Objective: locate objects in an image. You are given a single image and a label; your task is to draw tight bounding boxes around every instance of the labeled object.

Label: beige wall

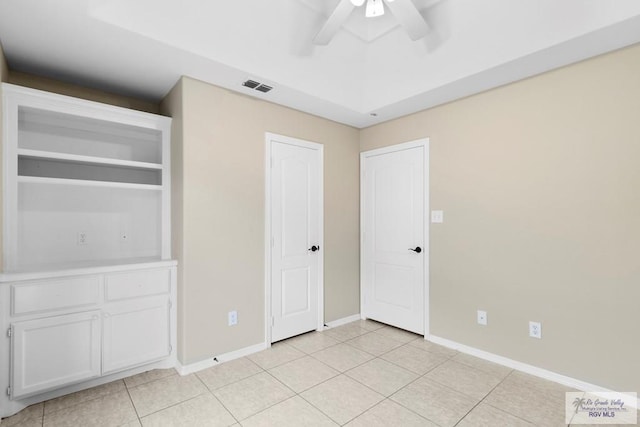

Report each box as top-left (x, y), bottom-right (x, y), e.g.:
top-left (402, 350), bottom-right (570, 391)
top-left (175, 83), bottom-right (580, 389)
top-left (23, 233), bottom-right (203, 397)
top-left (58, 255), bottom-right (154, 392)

top-left (160, 79), bottom-right (187, 362)
top-left (360, 43), bottom-right (640, 393)
top-left (162, 77), bottom-right (360, 364)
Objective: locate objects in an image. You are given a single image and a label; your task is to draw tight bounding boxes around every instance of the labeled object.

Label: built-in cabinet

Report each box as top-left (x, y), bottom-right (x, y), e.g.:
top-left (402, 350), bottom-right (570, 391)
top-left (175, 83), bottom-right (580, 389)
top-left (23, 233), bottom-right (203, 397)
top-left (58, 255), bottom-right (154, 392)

top-left (5, 265), bottom-right (175, 402)
top-left (0, 84), bottom-right (176, 418)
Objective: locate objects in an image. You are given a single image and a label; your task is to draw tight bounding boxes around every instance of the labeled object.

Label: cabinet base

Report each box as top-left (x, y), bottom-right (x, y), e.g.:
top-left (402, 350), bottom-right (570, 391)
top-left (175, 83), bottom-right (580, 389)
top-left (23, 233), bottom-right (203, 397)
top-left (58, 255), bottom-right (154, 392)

top-left (0, 356), bottom-right (176, 419)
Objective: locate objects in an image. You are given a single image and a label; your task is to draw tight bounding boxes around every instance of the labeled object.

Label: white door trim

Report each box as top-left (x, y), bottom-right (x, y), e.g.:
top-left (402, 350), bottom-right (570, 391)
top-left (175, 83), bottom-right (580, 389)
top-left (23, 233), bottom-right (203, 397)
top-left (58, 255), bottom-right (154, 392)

top-left (360, 138), bottom-right (430, 336)
top-left (264, 132), bottom-right (324, 347)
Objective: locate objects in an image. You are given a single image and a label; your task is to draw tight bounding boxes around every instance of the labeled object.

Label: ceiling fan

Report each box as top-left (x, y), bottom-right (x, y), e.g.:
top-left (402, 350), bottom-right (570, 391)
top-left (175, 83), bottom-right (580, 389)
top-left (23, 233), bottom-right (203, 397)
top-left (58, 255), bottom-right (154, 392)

top-left (314, 0), bottom-right (429, 45)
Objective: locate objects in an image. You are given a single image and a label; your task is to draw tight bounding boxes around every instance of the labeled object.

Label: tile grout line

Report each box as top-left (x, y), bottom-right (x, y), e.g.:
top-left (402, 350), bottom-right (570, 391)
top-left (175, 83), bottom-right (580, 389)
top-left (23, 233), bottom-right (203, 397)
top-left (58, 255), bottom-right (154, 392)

top-left (307, 345), bottom-right (375, 373)
top-left (264, 334), bottom-right (392, 425)
top-left (210, 391), bottom-right (241, 426)
top-left (195, 359), bottom-right (313, 424)
top-left (123, 380), bottom-right (143, 425)
top-left (381, 357), bottom-right (453, 425)
top-left (225, 370), bottom-right (300, 423)
top-left (378, 339), bottom-right (503, 424)
top-left (247, 343), bottom-right (308, 370)
top-left (420, 358), bottom-right (507, 398)
top-left (192, 367), bottom-right (242, 425)
top-left (374, 343), bottom-right (452, 376)
top-left (566, 390), bottom-right (586, 427)
top-left (195, 358), bottom-right (265, 394)
top-left (295, 386), bottom-right (345, 425)
top-left (41, 379), bottom-right (127, 418)
top-left (339, 332), bottom-right (404, 357)
top-left (334, 360), bottom-right (424, 425)
top-left (130, 370), bottom-right (231, 422)
top-left (298, 339), bottom-right (438, 426)
top-left (451, 369), bottom-right (527, 427)
top-left (481, 371), bottom-right (578, 426)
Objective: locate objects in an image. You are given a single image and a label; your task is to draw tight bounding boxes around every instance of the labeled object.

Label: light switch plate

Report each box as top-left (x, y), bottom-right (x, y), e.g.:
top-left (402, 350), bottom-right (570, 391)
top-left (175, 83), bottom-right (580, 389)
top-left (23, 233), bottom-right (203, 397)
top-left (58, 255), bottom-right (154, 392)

top-left (431, 210), bottom-right (444, 223)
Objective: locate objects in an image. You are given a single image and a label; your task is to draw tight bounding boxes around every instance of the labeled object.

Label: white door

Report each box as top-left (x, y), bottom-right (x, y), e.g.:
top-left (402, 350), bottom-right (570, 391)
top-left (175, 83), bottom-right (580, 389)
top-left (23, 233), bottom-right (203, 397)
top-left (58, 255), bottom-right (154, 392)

top-left (268, 134), bottom-right (323, 343)
top-left (11, 311), bottom-right (101, 398)
top-left (103, 295), bottom-right (171, 374)
top-left (361, 140), bottom-right (428, 335)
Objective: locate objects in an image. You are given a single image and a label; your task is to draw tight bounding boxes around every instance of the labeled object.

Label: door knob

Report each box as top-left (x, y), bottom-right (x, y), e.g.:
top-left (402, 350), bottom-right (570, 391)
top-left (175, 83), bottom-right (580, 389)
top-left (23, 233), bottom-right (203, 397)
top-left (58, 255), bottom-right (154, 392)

top-left (409, 246), bottom-right (422, 253)
top-left (309, 245), bottom-right (320, 252)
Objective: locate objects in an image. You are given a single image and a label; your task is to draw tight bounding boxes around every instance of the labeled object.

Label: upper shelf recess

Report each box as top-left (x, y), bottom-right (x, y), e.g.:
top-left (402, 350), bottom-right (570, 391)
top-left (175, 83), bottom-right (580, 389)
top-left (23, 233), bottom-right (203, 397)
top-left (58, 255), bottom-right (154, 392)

top-left (17, 176), bottom-right (163, 191)
top-left (17, 149), bottom-right (163, 170)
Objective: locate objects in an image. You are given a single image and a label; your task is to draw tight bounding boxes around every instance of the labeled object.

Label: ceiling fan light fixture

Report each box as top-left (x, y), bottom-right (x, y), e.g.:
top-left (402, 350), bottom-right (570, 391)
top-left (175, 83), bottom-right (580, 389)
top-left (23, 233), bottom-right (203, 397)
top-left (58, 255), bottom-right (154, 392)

top-left (350, 0), bottom-right (366, 6)
top-left (365, 0), bottom-right (384, 17)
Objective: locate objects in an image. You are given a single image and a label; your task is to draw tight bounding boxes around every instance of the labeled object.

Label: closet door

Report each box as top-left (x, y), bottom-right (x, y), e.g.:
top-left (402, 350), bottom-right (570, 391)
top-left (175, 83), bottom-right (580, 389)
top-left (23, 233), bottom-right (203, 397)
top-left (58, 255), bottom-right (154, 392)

top-left (361, 141), bottom-right (428, 335)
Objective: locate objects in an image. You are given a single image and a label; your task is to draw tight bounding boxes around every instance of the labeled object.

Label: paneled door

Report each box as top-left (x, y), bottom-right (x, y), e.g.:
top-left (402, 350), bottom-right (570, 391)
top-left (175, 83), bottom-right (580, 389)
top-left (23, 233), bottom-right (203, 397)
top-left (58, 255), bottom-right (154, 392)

top-left (102, 295), bottom-right (171, 374)
top-left (11, 311), bottom-right (101, 398)
top-left (361, 140), bottom-right (428, 335)
top-left (268, 134), bottom-right (323, 343)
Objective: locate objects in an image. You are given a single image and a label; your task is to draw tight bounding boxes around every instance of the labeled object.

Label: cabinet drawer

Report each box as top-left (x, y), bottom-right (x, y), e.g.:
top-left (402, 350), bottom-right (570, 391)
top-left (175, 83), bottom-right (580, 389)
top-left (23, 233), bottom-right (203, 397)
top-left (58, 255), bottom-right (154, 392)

top-left (105, 269), bottom-right (170, 301)
top-left (12, 276), bottom-right (101, 316)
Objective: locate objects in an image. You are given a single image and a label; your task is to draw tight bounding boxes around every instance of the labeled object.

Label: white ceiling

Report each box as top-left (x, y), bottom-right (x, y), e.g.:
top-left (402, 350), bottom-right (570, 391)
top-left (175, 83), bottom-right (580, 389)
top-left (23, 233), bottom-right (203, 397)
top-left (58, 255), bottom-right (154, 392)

top-left (1, 0), bottom-right (640, 128)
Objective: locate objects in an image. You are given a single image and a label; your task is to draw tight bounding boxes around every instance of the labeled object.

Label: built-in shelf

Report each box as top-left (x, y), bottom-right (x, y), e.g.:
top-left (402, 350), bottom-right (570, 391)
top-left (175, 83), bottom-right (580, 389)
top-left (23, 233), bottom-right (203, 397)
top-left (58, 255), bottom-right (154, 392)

top-left (18, 105), bottom-right (163, 164)
top-left (17, 175), bottom-right (164, 191)
top-left (18, 154), bottom-right (162, 185)
top-left (17, 149), bottom-right (163, 170)
top-left (3, 83), bottom-right (172, 273)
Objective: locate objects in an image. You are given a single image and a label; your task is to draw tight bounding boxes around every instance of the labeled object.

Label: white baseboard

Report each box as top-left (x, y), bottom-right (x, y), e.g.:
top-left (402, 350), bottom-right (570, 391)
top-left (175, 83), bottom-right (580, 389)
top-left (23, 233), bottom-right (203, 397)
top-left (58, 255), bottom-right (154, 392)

top-left (427, 334), bottom-right (639, 409)
top-left (324, 314), bottom-right (361, 329)
top-left (176, 341), bottom-right (268, 376)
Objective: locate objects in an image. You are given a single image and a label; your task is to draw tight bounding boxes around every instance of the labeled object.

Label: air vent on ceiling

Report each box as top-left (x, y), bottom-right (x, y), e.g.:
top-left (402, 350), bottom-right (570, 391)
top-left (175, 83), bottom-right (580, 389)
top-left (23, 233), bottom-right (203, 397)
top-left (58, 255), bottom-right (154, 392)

top-left (242, 80), bottom-right (260, 89)
top-left (242, 79), bottom-right (273, 94)
top-left (255, 84), bottom-right (273, 93)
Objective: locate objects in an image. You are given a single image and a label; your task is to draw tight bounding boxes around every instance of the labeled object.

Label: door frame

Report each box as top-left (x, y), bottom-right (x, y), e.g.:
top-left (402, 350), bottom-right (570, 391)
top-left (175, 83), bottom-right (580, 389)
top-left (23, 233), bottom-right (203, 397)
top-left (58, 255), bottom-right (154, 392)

top-left (360, 138), bottom-right (430, 336)
top-left (264, 132), bottom-right (324, 347)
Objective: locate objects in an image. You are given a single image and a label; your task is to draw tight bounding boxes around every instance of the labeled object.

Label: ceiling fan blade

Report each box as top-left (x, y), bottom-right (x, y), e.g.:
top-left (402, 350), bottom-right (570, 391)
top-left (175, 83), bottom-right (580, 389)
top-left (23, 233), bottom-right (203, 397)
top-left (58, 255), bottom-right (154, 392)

top-left (313, 0), bottom-right (356, 46)
top-left (384, 0), bottom-right (429, 41)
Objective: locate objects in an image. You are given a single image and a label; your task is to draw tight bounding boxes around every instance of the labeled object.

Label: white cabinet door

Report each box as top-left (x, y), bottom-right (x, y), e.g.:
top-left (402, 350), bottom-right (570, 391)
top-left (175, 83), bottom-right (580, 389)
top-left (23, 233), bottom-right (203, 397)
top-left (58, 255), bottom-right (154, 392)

top-left (102, 296), bottom-right (171, 374)
top-left (11, 311), bottom-right (101, 398)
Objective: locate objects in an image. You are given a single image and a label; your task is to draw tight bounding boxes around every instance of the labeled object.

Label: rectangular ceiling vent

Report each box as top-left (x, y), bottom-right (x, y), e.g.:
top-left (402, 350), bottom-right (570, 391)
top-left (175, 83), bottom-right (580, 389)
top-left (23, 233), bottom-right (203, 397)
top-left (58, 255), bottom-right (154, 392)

top-left (255, 84), bottom-right (273, 93)
top-left (242, 80), bottom-right (260, 89)
top-left (242, 80), bottom-right (273, 93)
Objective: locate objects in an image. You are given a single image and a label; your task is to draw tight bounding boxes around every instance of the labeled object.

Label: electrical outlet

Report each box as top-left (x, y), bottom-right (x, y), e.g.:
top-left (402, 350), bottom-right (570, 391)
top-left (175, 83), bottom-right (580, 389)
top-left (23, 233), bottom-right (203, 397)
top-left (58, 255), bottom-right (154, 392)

top-left (77, 232), bottom-right (87, 245)
top-left (529, 321), bottom-right (542, 339)
top-left (477, 310), bottom-right (487, 326)
top-left (431, 210), bottom-right (444, 223)
top-left (228, 310), bottom-right (238, 326)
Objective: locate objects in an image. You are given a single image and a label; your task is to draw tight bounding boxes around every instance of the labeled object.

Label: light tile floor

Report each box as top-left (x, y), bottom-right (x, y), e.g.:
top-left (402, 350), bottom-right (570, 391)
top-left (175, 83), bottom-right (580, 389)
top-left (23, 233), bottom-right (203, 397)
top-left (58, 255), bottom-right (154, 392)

top-left (2, 319), bottom-right (638, 426)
